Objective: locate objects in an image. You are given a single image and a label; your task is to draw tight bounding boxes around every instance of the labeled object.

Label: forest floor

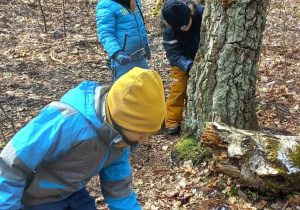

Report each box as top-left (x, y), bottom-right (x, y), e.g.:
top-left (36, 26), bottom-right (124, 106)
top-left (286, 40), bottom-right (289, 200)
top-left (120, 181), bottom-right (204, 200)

top-left (0, 0), bottom-right (299, 209)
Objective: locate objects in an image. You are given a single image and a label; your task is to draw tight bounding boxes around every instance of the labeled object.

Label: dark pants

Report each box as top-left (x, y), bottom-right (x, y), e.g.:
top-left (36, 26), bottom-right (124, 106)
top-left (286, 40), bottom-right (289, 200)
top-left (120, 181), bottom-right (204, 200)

top-left (23, 188), bottom-right (96, 210)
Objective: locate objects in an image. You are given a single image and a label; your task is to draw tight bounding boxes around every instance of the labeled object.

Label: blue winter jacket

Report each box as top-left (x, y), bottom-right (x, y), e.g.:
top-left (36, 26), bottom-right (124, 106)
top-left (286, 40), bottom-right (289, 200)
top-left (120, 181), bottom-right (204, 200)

top-left (162, 6), bottom-right (205, 72)
top-left (0, 81), bottom-right (141, 210)
top-left (96, 0), bottom-right (149, 80)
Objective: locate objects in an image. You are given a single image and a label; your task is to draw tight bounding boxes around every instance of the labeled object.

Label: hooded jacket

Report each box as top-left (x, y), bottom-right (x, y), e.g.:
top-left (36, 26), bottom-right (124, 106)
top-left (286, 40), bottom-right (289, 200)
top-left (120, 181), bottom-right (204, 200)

top-left (96, 0), bottom-right (149, 80)
top-left (162, 5), bottom-right (205, 72)
top-left (0, 81), bottom-right (141, 210)
top-left (96, 0), bottom-right (149, 59)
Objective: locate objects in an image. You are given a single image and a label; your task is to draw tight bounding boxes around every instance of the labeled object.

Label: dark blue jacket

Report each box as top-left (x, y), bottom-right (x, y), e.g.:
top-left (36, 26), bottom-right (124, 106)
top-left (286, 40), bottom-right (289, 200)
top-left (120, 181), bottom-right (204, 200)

top-left (162, 6), bottom-right (204, 72)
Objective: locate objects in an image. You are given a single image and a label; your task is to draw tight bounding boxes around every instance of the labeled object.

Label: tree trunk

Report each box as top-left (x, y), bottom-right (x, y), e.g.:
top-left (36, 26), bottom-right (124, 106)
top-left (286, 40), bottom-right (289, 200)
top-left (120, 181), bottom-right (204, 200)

top-left (197, 0), bottom-right (205, 5)
top-left (201, 122), bottom-right (300, 195)
top-left (151, 0), bottom-right (206, 16)
top-left (184, 0), bottom-right (269, 139)
top-left (151, 0), bottom-right (166, 16)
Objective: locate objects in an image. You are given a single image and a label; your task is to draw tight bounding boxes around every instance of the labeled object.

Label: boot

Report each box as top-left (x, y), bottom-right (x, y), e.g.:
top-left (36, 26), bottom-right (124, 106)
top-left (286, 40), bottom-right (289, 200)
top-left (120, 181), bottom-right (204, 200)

top-left (166, 126), bottom-right (181, 135)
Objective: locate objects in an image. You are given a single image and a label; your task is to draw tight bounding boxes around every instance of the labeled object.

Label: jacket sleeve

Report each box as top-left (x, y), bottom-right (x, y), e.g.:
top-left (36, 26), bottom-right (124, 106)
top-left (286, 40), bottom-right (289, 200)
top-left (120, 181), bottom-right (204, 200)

top-left (96, 3), bottom-right (122, 57)
top-left (0, 105), bottom-right (84, 209)
top-left (100, 147), bottom-right (141, 210)
top-left (162, 27), bottom-right (193, 72)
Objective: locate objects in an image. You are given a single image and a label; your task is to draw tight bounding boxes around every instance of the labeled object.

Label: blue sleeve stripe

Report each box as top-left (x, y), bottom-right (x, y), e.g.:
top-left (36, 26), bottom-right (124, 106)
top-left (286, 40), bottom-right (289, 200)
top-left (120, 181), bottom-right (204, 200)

top-left (100, 148), bottom-right (131, 181)
top-left (92, 151), bottom-right (110, 177)
top-left (39, 180), bottom-right (69, 189)
top-left (0, 177), bottom-right (25, 209)
top-left (104, 192), bottom-right (141, 210)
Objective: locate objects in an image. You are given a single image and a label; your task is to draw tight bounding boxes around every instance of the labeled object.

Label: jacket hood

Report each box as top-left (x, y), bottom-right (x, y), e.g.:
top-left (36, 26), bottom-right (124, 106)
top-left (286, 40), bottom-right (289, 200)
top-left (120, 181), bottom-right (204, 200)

top-left (60, 81), bottom-right (104, 129)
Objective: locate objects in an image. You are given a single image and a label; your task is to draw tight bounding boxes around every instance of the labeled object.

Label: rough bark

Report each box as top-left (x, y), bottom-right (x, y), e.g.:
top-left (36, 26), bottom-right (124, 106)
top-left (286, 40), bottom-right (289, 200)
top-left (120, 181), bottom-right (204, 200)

top-left (185, 0), bottom-right (269, 139)
top-left (201, 122), bottom-right (300, 195)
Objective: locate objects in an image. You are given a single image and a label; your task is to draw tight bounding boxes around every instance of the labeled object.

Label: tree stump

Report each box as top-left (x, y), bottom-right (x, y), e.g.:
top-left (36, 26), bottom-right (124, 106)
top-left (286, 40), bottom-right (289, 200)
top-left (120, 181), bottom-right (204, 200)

top-left (201, 122), bottom-right (300, 195)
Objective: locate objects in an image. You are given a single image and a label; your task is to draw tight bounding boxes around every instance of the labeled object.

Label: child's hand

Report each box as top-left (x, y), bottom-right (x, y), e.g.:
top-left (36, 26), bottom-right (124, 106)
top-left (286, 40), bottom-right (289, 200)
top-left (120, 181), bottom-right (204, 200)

top-left (114, 51), bottom-right (133, 65)
top-left (182, 59), bottom-right (193, 73)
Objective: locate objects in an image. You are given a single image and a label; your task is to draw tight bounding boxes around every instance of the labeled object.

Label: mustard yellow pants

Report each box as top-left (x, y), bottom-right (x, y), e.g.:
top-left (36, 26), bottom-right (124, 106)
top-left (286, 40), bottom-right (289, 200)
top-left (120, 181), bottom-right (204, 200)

top-left (165, 66), bottom-right (189, 128)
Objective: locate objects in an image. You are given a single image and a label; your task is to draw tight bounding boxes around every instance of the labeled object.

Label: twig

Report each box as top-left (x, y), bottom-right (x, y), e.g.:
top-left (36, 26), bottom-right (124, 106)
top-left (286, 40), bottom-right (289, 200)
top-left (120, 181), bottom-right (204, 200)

top-left (0, 103), bottom-right (16, 143)
top-left (50, 51), bottom-right (67, 66)
top-left (0, 121), bottom-right (7, 143)
top-left (49, 51), bottom-right (79, 76)
top-left (62, 0), bottom-right (66, 37)
top-left (37, 0), bottom-right (47, 33)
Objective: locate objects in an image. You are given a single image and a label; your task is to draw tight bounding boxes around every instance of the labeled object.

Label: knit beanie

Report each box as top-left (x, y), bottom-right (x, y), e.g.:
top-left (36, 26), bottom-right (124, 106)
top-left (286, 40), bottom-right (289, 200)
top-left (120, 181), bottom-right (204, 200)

top-left (162, 0), bottom-right (191, 30)
top-left (106, 67), bottom-right (166, 133)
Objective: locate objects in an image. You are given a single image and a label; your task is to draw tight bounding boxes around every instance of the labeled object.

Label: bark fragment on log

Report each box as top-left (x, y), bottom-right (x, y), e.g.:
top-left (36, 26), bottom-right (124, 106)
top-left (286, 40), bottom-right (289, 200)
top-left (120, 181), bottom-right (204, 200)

top-left (201, 122), bottom-right (300, 195)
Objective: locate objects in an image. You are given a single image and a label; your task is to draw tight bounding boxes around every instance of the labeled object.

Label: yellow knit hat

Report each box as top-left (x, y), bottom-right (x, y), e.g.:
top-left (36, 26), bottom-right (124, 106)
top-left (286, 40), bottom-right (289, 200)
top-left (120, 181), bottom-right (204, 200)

top-left (106, 67), bottom-right (166, 133)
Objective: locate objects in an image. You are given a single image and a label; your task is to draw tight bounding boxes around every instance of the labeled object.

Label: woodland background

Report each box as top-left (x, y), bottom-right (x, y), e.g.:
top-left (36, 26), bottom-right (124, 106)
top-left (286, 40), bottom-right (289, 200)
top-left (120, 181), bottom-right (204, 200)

top-left (0, 0), bottom-right (299, 209)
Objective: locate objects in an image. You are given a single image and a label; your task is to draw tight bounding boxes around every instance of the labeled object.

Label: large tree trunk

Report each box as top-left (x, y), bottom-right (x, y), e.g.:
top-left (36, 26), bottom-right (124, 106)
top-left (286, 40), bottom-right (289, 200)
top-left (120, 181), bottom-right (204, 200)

top-left (201, 122), bottom-right (300, 195)
top-left (184, 0), bottom-right (269, 139)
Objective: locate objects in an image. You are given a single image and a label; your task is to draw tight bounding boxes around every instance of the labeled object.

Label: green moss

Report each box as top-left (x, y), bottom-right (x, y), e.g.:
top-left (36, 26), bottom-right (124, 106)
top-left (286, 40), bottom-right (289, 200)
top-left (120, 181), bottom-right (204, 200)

top-left (289, 146), bottom-right (300, 168)
top-left (265, 138), bottom-right (280, 162)
top-left (172, 138), bottom-right (212, 164)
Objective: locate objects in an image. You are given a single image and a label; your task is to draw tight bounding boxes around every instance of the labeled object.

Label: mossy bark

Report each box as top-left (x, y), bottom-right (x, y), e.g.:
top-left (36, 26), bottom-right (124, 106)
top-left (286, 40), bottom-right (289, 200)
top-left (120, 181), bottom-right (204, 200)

top-left (201, 123), bottom-right (300, 195)
top-left (151, 0), bottom-right (206, 16)
top-left (184, 0), bottom-right (269, 140)
top-left (151, 0), bottom-right (166, 16)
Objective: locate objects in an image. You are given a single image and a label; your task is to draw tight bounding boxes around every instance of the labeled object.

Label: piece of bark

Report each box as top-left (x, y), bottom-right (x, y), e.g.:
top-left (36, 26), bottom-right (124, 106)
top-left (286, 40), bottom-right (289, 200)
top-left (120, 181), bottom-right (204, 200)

top-left (201, 122), bottom-right (300, 195)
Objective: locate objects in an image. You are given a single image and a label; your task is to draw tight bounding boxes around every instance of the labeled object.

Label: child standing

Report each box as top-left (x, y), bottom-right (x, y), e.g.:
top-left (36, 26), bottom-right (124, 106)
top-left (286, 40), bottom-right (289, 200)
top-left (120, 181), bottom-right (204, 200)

top-left (161, 0), bottom-right (204, 135)
top-left (96, 0), bottom-right (151, 81)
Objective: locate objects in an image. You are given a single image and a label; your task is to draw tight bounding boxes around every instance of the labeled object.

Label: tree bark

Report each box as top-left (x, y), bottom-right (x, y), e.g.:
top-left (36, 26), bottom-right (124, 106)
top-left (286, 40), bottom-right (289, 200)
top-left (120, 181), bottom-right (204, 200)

top-left (201, 122), bottom-right (300, 195)
top-left (151, 0), bottom-right (206, 16)
top-left (184, 0), bottom-right (269, 139)
top-left (151, 0), bottom-right (166, 16)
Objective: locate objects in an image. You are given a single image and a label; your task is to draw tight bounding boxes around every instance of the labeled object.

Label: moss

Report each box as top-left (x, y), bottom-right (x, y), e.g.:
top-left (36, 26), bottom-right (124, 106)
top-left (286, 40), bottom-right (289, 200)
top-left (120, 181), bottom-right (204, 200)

top-left (172, 138), bottom-right (212, 164)
top-left (289, 146), bottom-right (300, 168)
top-left (265, 138), bottom-right (280, 162)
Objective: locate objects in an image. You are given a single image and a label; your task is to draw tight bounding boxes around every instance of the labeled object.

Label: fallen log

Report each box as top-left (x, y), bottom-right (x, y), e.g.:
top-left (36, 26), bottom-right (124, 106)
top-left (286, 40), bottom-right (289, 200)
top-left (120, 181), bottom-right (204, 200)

top-left (201, 122), bottom-right (300, 195)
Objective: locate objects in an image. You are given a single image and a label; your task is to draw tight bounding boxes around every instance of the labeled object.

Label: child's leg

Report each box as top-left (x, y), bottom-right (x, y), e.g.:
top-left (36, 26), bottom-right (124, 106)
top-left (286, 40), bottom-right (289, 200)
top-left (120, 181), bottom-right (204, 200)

top-left (22, 188), bottom-right (96, 210)
top-left (22, 199), bottom-right (69, 210)
top-left (165, 66), bottom-right (188, 129)
top-left (68, 187), bottom-right (96, 210)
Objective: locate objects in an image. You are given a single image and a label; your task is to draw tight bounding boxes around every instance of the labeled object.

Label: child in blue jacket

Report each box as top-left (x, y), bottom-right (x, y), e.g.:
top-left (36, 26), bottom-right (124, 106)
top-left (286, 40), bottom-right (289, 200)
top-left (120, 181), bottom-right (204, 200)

top-left (96, 0), bottom-right (151, 81)
top-left (161, 0), bottom-right (204, 135)
top-left (0, 67), bottom-right (166, 210)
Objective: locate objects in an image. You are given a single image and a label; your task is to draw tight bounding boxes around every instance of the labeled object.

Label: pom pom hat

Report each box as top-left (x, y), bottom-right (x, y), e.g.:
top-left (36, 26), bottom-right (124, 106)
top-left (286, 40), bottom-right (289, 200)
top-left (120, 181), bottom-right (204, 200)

top-left (106, 67), bottom-right (166, 133)
top-left (162, 0), bottom-right (191, 30)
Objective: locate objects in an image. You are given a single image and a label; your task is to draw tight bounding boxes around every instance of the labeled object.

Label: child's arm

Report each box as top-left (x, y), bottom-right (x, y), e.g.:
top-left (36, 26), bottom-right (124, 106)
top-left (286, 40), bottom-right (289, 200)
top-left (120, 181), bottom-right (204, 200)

top-left (100, 147), bottom-right (141, 210)
top-left (96, 3), bottom-right (122, 58)
top-left (162, 27), bottom-right (193, 72)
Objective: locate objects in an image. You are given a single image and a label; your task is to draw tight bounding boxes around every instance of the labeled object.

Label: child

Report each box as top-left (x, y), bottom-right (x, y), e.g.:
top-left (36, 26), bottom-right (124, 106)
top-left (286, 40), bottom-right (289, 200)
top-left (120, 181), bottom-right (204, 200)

top-left (0, 67), bottom-right (166, 210)
top-left (96, 0), bottom-right (151, 81)
top-left (161, 0), bottom-right (204, 135)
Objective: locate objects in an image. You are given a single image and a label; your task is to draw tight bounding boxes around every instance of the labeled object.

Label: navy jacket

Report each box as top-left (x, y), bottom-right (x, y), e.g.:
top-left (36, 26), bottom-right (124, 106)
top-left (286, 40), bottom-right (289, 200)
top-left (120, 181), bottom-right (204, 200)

top-left (162, 6), bottom-right (205, 72)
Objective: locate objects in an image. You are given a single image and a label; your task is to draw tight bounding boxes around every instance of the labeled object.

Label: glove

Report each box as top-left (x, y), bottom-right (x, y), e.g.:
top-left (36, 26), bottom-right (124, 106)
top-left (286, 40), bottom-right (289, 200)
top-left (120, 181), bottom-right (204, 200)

top-left (143, 44), bottom-right (151, 60)
top-left (114, 51), bottom-right (132, 65)
top-left (181, 59), bottom-right (193, 73)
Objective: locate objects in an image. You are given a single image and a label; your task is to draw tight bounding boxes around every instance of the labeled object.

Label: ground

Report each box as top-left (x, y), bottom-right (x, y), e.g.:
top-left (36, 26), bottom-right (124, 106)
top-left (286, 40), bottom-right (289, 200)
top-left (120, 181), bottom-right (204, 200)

top-left (0, 0), bottom-right (299, 209)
